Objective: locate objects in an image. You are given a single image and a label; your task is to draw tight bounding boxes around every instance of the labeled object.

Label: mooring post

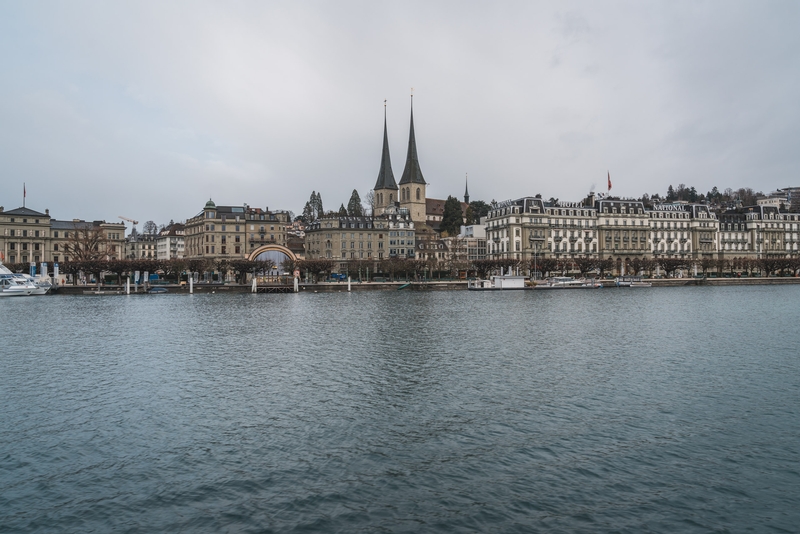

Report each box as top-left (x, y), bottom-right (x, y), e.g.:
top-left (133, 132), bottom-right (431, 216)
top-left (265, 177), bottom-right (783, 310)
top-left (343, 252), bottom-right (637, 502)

top-left (189, 277), bottom-right (193, 294)
top-left (348, 276), bottom-right (351, 292)
top-left (126, 278), bottom-right (130, 295)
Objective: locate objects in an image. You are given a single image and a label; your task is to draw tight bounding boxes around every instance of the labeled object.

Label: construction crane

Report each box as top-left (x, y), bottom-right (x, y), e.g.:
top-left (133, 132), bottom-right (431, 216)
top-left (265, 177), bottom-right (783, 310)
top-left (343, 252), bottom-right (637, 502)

top-left (119, 216), bottom-right (138, 231)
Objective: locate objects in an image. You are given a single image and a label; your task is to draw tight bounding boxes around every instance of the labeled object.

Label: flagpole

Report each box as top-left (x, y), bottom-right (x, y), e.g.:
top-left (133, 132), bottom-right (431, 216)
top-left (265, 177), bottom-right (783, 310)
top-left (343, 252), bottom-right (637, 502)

top-left (23, 183), bottom-right (26, 208)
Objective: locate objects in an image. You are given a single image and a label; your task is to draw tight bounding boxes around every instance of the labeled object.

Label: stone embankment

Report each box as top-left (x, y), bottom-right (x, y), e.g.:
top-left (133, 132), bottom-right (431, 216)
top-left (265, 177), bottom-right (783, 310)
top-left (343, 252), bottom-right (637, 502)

top-left (51, 276), bottom-right (800, 294)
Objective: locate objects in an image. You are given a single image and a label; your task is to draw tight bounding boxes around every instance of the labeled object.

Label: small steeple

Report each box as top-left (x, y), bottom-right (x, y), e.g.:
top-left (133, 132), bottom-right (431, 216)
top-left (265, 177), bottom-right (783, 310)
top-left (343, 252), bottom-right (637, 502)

top-left (464, 173), bottom-right (470, 204)
top-left (399, 94), bottom-right (426, 185)
top-left (374, 101), bottom-right (398, 191)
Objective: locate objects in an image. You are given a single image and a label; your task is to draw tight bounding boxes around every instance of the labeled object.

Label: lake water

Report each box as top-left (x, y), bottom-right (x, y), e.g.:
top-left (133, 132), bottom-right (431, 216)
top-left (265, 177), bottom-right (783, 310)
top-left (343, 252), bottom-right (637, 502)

top-left (2, 286), bottom-right (799, 533)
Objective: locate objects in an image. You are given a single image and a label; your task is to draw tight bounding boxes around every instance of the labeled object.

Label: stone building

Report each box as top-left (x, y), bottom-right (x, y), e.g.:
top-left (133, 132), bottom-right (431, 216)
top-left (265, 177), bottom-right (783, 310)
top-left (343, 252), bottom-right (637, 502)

top-left (156, 223), bottom-right (185, 260)
top-left (304, 206), bottom-right (415, 273)
top-left (50, 219), bottom-right (125, 263)
top-left (125, 229), bottom-right (158, 259)
top-left (184, 199), bottom-right (291, 261)
top-left (482, 190), bottom-right (800, 275)
top-left (0, 206), bottom-right (52, 265)
top-left (718, 205), bottom-right (800, 259)
top-left (0, 205), bottom-right (125, 265)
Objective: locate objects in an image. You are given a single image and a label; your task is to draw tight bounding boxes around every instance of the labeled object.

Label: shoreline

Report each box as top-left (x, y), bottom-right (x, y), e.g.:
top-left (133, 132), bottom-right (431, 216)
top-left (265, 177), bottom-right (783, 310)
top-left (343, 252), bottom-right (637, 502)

top-left (48, 276), bottom-right (800, 295)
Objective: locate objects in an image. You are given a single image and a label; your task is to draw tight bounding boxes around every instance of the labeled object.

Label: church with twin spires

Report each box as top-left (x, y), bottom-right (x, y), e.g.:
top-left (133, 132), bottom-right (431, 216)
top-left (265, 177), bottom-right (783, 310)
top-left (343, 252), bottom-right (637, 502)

top-left (372, 97), bottom-right (428, 225)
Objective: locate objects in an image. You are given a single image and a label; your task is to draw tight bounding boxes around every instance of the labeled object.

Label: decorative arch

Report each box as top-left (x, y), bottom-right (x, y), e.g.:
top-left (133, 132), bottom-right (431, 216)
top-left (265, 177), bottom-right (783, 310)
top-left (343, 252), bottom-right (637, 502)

top-left (247, 243), bottom-right (297, 262)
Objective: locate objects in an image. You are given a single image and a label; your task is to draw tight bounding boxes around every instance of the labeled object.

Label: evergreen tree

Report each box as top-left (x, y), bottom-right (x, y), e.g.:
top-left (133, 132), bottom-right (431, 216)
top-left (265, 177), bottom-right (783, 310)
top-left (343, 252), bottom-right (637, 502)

top-left (465, 206), bottom-right (475, 225)
top-left (666, 185), bottom-right (676, 201)
top-left (347, 189), bottom-right (363, 216)
top-left (468, 200), bottom-right (491, 220)
top-left (440, 196), bottom-right (464, 237)
top-left (313, 192), bottom-right (324, 219)
top-left (301, 201), bottom-right (314, 223)
top-left (338, 204), bottom-right (348, 216)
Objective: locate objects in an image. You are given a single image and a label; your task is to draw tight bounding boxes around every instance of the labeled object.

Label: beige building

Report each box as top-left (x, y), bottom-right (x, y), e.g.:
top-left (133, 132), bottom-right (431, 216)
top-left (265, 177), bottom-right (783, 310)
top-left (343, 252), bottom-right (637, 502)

top-left (125, 230), bottom-right (158, 259)
top-left (485, 197), bottom-right (551, 262)
top-left (718, 205), bottom-right (800, 259)
top-left (0, 205), bottom-right (125, 265)
top-left (483, 192), bottom-right (800, 275)
top-left (0, 206), bottom-right (52, 265)
top-left (304, 206), bottom-right (415, 273)
top-left (184, 200), bottom-right (290, 261)
top-left (50, 219), bottom-right (126, 263)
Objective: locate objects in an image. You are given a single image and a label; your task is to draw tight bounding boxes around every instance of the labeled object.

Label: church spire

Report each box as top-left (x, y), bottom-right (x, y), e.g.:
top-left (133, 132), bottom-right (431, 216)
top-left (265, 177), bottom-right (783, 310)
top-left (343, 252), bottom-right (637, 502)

top-left (399, 94), bottom-right (426, 185)
top-left (464, 173), bottom-right (470, 204)
top-left (374, 101), bottom-right (397, 191)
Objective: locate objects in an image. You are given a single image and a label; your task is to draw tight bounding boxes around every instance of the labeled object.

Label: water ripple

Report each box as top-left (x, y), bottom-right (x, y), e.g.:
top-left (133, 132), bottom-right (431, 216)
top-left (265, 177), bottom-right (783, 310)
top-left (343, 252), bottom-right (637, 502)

top-left (1, 286), bottom-right (799, 532)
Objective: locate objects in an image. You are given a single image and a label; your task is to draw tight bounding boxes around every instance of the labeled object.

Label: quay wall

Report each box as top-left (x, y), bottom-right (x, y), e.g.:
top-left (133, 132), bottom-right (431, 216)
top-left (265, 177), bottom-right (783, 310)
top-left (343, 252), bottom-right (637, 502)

top-left (51, 276), bottom-right (800, 295)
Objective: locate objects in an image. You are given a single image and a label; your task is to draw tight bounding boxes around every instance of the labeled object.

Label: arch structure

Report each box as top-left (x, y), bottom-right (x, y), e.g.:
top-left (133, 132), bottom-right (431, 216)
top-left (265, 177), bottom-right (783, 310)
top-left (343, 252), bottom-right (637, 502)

top-left (247, 244), bottom-right (297, 262)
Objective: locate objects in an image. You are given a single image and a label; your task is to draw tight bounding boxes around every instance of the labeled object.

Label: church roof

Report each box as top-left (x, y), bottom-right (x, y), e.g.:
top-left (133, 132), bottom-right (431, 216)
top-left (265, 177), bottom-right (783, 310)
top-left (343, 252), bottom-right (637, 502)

top-left (426, 198), bottom-right (468, 217)
top-left (398, 98), bottom-right (426, 185)
top-left (374, 107), bottom-right (398, 191)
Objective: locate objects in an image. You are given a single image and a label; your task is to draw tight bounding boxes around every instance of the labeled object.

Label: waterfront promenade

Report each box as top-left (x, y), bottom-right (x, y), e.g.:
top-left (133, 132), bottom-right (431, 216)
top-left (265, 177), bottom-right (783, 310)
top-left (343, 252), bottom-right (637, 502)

top-left (50, 275), bottom-right (800, 294)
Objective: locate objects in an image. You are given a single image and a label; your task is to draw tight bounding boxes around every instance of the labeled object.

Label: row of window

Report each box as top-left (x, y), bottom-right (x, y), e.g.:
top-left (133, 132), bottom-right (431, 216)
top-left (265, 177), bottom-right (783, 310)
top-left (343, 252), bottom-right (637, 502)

top-left (3, 218), bottom-right (42, 223)
top-left (203, 245), bottom-right (243, 254)
top-left (204, 211), bottom-right (282, 222)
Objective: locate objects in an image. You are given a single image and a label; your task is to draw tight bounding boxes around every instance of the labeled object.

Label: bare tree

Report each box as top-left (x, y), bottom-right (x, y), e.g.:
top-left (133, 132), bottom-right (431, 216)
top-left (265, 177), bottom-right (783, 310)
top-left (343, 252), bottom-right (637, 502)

top-left (63, 224), bottom-right (109, 261)
top-left (143, 220), bottom-right (158, 235)
top-left (572, 256), bottom-right (599, 277)
top-left (364, 190), bottom-right (376, 217)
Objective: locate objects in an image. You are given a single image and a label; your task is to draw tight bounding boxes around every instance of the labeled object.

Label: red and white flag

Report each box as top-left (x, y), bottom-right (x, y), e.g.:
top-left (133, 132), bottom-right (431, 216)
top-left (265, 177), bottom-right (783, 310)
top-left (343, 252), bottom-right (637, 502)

top-left (607, 172), bottom-right (612, 192)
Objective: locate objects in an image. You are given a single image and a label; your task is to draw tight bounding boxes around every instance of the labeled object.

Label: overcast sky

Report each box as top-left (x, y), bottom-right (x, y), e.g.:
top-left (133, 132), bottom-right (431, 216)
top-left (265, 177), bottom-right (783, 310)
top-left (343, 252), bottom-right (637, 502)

top-left (2, 1), bottom-right (799, 226)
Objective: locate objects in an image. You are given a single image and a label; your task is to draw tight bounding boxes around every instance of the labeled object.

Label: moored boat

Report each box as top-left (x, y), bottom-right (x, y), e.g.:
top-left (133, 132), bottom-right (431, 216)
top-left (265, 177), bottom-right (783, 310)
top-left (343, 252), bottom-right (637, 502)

top-left (615, 276), bottom-right (652, 288)
top-left (0, 262), bottom-right (39, 296)
top-left (534, 276), bottom-right (603, 289)
top-left (467, 272), bottom-right (529, 291)
top-left (0, 275), bottom-right (36, 296)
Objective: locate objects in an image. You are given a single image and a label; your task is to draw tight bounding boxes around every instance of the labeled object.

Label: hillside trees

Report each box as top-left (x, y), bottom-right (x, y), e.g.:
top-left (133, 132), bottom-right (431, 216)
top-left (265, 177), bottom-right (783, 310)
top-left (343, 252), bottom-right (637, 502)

top-left (439, 196), bottom-right (464, 237)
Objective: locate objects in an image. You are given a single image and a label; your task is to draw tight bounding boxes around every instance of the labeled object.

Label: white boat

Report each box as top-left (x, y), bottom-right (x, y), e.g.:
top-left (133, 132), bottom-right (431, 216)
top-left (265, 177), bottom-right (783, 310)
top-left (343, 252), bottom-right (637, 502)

top-left (0, 262), bottom-right (51, 295)
top-left (467, 275), bottom-right (529, 290)
top-left (615, 276), bottom-right (652, 288)
top-left (534, 276), bottom-right (603, 289)
top-left (468, 267), bottom-right (529, 291)
top-left (0, 274), bottom-right (36, 296)
top-left (19, 273), bottom-right (52, 294)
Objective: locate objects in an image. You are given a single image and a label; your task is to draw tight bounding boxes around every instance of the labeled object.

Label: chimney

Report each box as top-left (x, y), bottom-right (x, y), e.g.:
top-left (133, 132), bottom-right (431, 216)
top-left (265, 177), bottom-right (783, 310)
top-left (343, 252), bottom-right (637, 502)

top-left (0, 206), bottom-right (4, 212)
